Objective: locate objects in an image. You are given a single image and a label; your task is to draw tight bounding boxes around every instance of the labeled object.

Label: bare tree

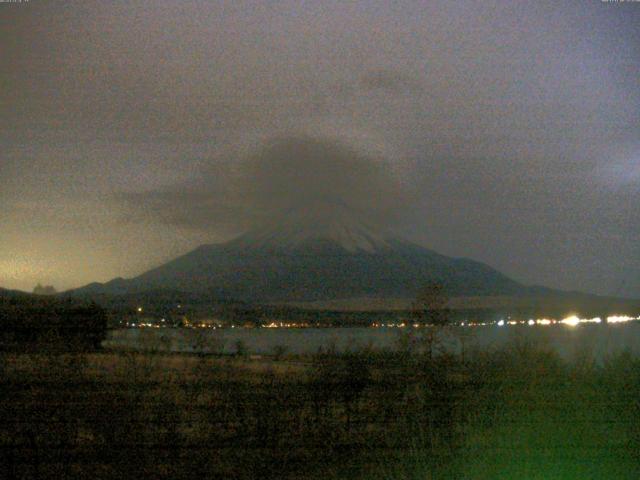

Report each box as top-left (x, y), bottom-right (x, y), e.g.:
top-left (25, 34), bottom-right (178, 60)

top-left (410, 282), bottom-right (451, 359)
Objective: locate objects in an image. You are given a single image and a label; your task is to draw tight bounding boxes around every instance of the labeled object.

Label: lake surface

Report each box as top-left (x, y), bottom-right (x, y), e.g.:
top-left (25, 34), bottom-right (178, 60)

top-left (104, 322), bottom-right (640, 362)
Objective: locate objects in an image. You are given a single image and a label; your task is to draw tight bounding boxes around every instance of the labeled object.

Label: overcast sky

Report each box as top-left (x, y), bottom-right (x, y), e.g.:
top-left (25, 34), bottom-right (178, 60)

top-left (1, 0), bottom-right (639, 297)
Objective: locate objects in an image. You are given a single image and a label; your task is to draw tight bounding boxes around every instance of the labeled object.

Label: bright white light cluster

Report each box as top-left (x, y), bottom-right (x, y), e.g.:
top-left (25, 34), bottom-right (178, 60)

top-left (265, 321), bottom-right (311, 328)
top-left (493, 314), bottom-right (640, 328)
top-left (606, 315), bottom-right (637, 324)
top-left (559, 316), bottom-right (601, 326)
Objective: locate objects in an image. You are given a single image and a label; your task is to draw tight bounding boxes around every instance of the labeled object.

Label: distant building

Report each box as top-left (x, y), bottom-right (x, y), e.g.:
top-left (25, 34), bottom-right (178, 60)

top-left (33, 283), bottom-right (57, 295)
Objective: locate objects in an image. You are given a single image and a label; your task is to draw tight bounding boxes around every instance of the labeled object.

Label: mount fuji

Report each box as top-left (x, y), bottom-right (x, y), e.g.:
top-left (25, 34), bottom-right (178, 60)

top-left (71, 202), bottom-right (537, 303)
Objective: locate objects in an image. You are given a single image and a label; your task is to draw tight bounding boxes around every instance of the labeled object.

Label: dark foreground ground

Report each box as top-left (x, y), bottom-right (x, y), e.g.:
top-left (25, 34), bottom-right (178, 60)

top-left (1, 335), bottom-right (640, 479)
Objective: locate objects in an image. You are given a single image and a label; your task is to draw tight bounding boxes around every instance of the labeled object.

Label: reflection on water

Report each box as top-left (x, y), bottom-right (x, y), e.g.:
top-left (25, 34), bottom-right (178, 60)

top-left (105, 319), bottom-right (640, 362)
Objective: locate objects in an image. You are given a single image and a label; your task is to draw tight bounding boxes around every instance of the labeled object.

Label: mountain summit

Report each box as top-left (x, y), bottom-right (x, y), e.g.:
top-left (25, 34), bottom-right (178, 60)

top-left (71, 202), bottom-right (529, 302)
top-left (231, 201), bottom-right (395, 253)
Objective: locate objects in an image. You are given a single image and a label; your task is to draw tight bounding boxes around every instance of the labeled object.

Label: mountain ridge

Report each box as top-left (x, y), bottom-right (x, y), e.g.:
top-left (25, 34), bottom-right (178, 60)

top-left (68, 215), bottom-right (528, 301)
top-left (69, 202), bottom-right (627, 304)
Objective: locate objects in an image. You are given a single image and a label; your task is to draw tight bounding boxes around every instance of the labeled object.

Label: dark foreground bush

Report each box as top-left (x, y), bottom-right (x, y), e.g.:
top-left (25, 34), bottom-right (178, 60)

top-left (0, 296), bottom-right (107, 351)
top-left (1, 342), bottom-right (639, 479)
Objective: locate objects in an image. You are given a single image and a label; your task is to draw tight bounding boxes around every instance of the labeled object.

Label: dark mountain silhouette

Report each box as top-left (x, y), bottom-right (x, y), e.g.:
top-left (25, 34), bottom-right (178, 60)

top-left (69, 203), bottom-right (543, 303)
top-left (0, 287), bottom-right (30, 299)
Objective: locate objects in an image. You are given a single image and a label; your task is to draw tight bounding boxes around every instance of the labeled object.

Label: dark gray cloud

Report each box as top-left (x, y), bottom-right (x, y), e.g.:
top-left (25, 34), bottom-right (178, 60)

top-left (121, 135), bottom-right (409, 235)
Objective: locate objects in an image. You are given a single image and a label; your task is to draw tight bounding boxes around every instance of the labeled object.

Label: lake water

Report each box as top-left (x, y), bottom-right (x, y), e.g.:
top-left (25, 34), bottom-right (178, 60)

top-left (104, 322), bottom-right (640, 362)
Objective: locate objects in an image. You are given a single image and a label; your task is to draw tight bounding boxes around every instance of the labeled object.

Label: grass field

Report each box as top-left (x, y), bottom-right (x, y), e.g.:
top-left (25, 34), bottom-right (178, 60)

top-left (1, 336), bottom-right (639, 479)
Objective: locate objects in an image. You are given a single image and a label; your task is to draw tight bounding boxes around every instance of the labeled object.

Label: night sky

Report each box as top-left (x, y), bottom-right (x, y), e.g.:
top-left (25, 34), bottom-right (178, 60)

top-left (1, 1), bottom-right (639, 297)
